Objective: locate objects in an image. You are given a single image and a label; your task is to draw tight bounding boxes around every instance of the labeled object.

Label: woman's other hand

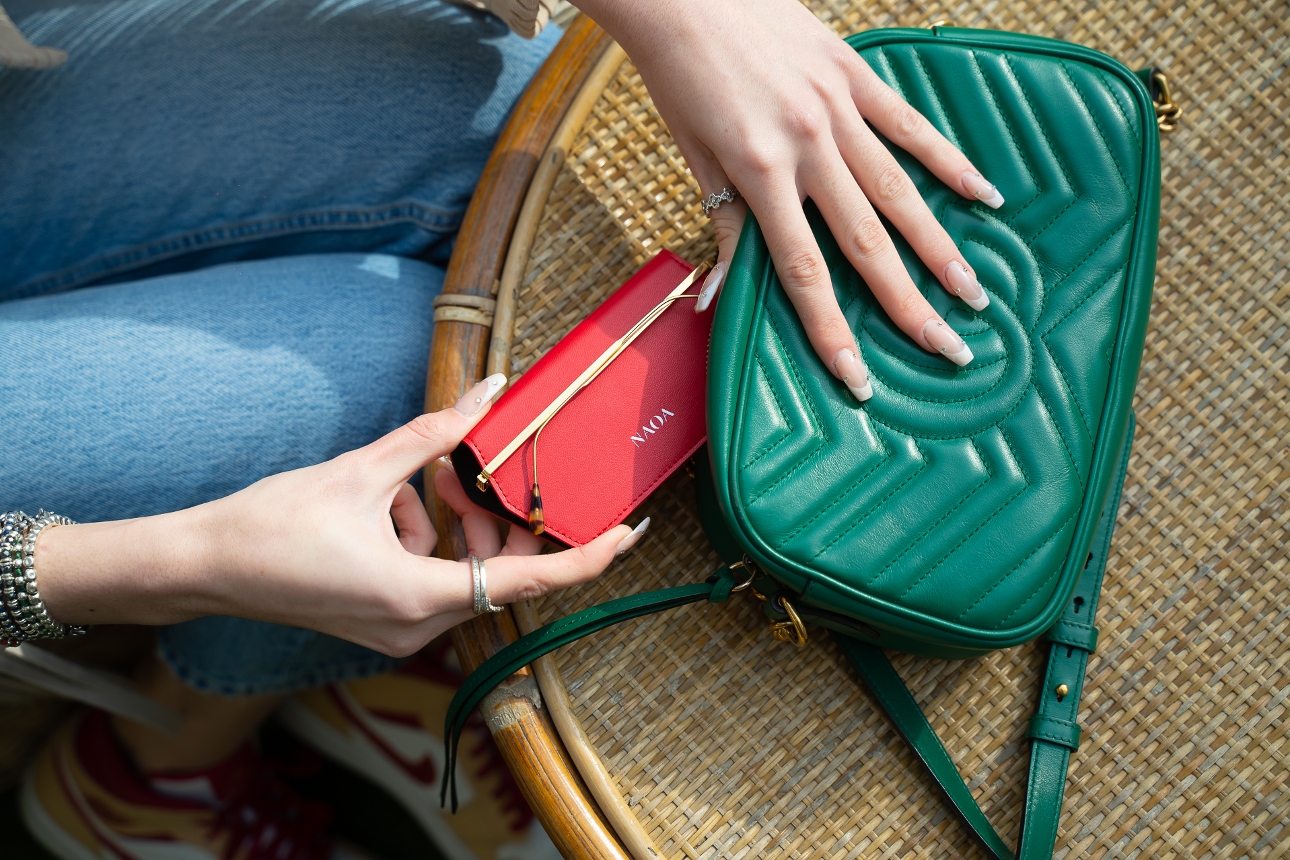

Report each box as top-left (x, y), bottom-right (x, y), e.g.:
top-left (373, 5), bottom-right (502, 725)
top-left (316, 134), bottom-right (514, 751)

top-left (574, 0), bottom-right (1002, 399)
top-left (36, 374), bottom-right (643, 656)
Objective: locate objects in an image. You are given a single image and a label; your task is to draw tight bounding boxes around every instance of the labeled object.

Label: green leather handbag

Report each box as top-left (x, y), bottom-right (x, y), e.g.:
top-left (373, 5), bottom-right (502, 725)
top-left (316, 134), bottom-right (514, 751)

top-left (445, 26), bottom-right (1162, 860)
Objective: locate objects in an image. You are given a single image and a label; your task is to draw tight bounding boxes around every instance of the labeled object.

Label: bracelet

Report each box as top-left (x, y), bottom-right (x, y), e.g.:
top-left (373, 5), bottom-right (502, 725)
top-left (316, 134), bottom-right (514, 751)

top-left (0, 512), bottom-right (31, 646)
top-left (0, 510), bottom-right (87, 645)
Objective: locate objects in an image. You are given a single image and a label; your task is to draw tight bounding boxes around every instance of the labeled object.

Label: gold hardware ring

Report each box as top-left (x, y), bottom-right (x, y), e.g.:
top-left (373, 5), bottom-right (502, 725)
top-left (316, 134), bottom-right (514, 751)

top-left (770, 596), bottom-right (808, 648)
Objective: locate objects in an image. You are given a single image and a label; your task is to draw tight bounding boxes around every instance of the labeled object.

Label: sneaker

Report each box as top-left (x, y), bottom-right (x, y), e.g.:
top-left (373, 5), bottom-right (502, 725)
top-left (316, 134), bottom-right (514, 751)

top-left (278, 643), bottom-right (558, 860)
top-left (21, 708), bottom-right (368, 860)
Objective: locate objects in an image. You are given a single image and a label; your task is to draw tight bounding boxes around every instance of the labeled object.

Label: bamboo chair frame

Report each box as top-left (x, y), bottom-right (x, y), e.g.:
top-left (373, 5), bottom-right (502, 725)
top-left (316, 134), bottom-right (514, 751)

top-left (422, 17), bottom-right (633, 860)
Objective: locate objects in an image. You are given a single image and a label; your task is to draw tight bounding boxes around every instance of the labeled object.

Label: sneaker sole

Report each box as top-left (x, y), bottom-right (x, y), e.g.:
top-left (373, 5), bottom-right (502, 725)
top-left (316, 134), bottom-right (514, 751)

top-left (20, 770), bottom-right (109, 860)
top-left (277, 698), bottom-right (482, 860)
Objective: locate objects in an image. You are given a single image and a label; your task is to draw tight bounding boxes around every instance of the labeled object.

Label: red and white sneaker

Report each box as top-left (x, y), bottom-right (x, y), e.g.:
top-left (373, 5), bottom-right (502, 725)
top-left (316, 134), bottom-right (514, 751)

top-left (277, 643), bottom-right (558, 860)
top-left (21, 709), bottom-right (369, 860)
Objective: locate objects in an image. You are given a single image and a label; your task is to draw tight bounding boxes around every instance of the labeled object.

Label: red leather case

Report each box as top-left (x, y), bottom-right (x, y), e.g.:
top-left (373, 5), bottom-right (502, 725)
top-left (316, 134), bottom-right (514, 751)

top-left (452, 251), bottom-right (710, 548)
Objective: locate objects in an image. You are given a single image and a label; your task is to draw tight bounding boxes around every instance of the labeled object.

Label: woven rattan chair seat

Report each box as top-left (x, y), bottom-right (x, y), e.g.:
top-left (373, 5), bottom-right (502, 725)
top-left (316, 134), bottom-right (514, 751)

top-left (428, 3), bottom-right (1290, 857)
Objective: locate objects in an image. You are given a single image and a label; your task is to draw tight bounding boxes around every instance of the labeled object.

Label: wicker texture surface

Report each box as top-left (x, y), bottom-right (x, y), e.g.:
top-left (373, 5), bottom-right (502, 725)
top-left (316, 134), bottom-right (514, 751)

top-left (514, 1), bottom-right (1289, 857)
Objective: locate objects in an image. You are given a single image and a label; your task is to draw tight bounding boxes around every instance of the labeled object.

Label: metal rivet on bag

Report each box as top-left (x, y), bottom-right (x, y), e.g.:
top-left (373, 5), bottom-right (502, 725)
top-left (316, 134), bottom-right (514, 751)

top-left (1055, 684), bottom-right (1069, 700)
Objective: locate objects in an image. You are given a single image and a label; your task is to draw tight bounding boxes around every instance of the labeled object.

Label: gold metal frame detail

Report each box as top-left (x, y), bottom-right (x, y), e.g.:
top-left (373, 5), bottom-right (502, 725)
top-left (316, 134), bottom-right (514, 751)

top-left (476, 264), bottom-right (709, 492)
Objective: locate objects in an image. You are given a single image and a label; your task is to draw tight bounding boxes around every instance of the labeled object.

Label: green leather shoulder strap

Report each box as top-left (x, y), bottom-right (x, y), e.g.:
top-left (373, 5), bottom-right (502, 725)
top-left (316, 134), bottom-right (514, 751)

top-left (439, 572), bottom-right (743, 811)
top-left (443, 420), bottom-right (1133, 857)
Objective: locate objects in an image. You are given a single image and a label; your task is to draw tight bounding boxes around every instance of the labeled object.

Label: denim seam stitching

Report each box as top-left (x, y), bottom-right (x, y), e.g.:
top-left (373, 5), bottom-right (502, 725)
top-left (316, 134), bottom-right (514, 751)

top-left (14, 202), bottom-right (462, 300)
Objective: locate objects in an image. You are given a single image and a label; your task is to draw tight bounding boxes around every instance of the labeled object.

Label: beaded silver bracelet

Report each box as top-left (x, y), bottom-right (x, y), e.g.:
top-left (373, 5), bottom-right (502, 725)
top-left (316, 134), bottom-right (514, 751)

top-left (0, 510), bottom-right (87, 645)
top-left (0, 512), bottom-right (31, 646)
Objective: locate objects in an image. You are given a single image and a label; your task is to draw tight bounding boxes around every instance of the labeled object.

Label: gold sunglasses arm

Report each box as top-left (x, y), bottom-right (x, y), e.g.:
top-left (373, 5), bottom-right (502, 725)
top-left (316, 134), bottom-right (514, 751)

top-left (476, 263), bottom-right (709, 492)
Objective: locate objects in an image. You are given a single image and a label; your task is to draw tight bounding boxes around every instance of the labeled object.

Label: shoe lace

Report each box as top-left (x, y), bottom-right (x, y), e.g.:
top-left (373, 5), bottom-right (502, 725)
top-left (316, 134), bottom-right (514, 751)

top-left (212, 771), bottom-right (335, 860)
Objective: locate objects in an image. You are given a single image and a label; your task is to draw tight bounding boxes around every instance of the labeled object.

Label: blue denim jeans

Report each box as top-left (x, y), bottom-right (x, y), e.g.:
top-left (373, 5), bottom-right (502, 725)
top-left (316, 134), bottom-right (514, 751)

top-left (0, 0), bottom-right (559, 695)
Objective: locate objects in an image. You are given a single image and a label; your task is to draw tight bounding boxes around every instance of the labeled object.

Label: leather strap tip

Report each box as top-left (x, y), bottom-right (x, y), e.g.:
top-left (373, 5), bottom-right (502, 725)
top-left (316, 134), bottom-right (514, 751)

top-left (1028, 714), bottom-right (1082, 751)
top-left (705, 570), bottom-right (737, 604)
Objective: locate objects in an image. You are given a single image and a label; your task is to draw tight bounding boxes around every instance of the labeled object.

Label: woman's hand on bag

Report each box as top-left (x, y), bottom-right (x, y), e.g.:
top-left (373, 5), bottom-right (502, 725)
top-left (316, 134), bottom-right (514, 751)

top-left (575, 0), bottom-right (1002, 399)
top-left (36, 375), bottom-right (646, 657)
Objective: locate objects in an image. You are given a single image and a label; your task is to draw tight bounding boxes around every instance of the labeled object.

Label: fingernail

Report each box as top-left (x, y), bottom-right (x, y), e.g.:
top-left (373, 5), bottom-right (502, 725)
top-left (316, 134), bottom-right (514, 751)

top-left (695, 261), bottom-right (727, 313)
top-left (615, 517), bottom-right (650, 555)
top-left (945, 261), bottom-right (989, 311)
top-left (832, 348), bottom-right (873, 402)
top-left (961, 171), bottom-right (1005, 209)
top-left (453, 373), bottom-right (506, 416)
top-left (437, 455), bottom-right (454, 468)
top-left (922, 319), bottom-right (974, 367)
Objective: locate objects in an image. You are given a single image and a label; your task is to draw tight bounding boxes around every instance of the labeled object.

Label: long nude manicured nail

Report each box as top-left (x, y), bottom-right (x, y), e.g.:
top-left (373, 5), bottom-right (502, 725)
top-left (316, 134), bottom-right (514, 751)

top-left (615, 517), bottom-right (650, 555)
top-left (961, 171), bottom-right (1005, 209)
top-left (453, 373), bottom-right (506, 416)
top-left (923, 319), bottom-right (974, 367)
top-left (945, 262), bottom-right (989, 311)
top-left (832, 348), bottom-right (873, 402)
top-left (695, 261), bottom-right (727, 313)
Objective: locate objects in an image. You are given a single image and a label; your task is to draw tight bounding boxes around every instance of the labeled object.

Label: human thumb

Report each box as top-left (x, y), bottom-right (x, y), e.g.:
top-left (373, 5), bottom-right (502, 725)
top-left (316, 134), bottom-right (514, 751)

top-left (365, 373), bottom-right (507, 484)
top-left (695, 200), bottom-right (747, 313)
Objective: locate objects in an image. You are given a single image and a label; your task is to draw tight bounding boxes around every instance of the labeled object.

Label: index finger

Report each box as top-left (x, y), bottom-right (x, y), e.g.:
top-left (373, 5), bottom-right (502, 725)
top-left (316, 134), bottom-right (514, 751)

top-left (741, 176), bottom-right (874, 402)
top-left (850, 61), bottom-right (1005, 209)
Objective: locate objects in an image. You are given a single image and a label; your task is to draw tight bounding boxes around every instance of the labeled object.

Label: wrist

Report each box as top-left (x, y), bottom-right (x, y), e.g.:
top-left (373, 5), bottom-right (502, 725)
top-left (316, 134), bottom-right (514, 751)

top-left (569, 0), bottom-right (693, 56)
top-left (35, 504), bottom-right (222, 627)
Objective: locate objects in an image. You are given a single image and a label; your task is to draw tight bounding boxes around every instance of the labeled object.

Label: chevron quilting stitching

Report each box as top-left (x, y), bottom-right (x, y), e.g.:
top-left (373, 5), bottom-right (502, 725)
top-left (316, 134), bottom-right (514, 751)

top-left (992, 506), bottom-right (1083, 628)
top-left (908, 46), bottom-right (964, 150)
top-left (1095, 66), bottom-right (1141, 150)
top-left (871, 436), bottom-right (994, 592)
top-left (1040, 340), bottom-right (1095, 441)
top-left (967, 50), bottom-right (1041, 223)
top-left (745, 317), bottom-right (832, 505)
top-left (1031, 383), bottom-right (1084, 485)
top-left (1048, 214), bottom-right (1134, 286)
top-left (743, 353), bottom-right (795, 469)
top-left (996, 54), bottom-right (1082, 246)
top-left (896, 432), bottom-right (1030, 600)
top-left (870, 46), bottom-right (905, 101)
top-left (1039, 264), bottom-right (1129, 437)
top-left (959, 501), bottom-right (1080, 624)
top-left (871, 469), bottom-right (992, 592)
top-left (778, 430), bottom-right (889, 545)
top-left (809, 449), bottom-right (928, 561)
top-left (953, 387), bottom-right (1087, 624)
top-left (1061, 63), bottom-right (1135, 196)
top-left (1042, 265), bottom-right (1124, 340)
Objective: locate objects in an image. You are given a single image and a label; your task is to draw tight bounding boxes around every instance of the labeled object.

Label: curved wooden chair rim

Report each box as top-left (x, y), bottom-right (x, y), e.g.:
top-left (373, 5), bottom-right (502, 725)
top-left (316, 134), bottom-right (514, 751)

top-left (423, 16), bottom-right (636, 860)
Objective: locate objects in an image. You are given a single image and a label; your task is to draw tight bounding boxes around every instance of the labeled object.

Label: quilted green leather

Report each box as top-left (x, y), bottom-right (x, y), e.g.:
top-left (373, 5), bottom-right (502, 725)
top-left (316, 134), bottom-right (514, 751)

top-left (707, 27), bottom-right (1159, 658)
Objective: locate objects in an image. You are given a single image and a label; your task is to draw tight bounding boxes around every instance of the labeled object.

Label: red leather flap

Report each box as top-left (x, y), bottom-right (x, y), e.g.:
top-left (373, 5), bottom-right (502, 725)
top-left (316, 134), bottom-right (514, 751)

top-left (463, 251), bottom-right (710, 546)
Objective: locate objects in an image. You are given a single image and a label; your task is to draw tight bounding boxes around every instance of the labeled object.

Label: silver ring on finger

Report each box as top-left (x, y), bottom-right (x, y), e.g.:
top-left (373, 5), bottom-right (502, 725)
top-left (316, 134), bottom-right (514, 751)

top-left (701, 187), bottom-right (740, 217)
top-left (470, 556), bottom-right (505, 615)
